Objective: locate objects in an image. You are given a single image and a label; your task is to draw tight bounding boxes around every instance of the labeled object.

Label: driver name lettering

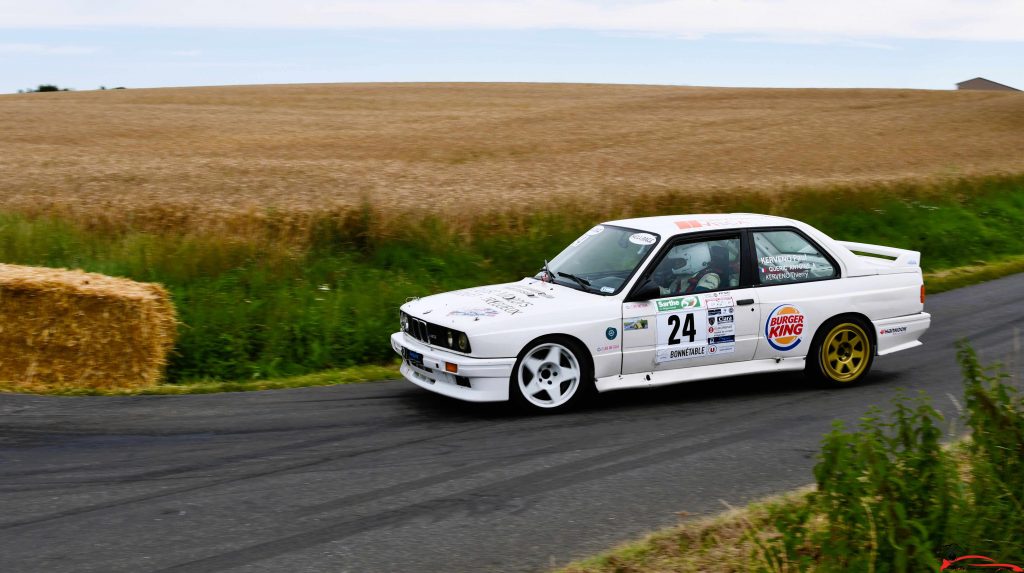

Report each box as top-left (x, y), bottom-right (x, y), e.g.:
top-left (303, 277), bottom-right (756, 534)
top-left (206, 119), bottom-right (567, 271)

top-left (760, 255), bottom-right (806, 265)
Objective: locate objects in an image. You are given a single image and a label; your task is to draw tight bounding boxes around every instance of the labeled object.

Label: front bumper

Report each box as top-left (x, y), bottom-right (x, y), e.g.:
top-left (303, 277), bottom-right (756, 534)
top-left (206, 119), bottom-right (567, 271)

top-left (390, 332), bottom-right (515, 402)
top-left (873, 312), bottom-right (931, 356)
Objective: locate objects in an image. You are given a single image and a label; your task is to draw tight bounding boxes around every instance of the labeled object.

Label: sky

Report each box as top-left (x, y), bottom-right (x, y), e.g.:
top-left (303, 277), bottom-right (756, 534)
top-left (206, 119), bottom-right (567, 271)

top-left (1, 0), bottom-right (1022, 93)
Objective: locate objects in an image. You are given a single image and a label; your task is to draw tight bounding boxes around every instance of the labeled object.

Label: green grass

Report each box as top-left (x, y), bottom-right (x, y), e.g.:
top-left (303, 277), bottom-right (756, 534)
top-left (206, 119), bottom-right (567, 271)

top-left (0, 362), bottom-right (401, 396)
top-left (924, 254), bottom-right (1024, 294)
top-left (1, 173), bottom-right (1023, 383)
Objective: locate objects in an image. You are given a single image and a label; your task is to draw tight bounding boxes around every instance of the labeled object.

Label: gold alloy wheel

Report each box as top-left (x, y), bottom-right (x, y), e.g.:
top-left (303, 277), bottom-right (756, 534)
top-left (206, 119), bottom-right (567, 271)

top-left (820, 323), bottom-right (871, 382)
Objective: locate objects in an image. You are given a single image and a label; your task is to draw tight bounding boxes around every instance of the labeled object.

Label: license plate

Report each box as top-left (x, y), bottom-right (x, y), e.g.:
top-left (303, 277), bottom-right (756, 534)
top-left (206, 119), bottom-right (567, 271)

top-left (404, 348), bottom-right (429, 371)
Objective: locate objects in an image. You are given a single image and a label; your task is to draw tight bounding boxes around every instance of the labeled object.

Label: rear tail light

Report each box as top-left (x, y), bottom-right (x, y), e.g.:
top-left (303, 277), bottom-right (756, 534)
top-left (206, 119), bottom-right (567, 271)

top-left (921, 284), bottom-right (926, 304)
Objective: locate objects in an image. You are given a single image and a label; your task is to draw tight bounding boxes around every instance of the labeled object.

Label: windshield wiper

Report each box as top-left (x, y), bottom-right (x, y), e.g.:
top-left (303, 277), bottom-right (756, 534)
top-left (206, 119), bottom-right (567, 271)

top-left (557, 271), bottom-right (594, 292)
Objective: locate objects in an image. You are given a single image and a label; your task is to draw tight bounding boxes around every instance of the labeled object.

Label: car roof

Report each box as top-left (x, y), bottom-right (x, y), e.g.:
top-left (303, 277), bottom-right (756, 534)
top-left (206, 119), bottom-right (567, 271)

top-left (604, 213), bottom-right (801, 236)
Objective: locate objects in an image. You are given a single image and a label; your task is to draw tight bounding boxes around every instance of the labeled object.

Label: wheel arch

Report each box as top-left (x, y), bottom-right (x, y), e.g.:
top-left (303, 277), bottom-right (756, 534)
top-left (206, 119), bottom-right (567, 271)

top-left (516, 333), bottom-right (595, 380)
top-left (812, 312), bottom-right (878, 355)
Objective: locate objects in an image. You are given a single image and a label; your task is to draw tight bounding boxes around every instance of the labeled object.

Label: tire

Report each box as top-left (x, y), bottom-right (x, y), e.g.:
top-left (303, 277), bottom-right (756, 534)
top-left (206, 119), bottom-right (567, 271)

top-left (806, 316), bottom-right (875, 387)
top-left (509, 336), bottom-right (594, 412)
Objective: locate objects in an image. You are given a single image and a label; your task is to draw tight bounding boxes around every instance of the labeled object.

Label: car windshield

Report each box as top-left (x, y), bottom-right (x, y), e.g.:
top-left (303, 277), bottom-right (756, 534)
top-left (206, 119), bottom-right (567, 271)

top-left (538, 225), bottom-right (660, 295)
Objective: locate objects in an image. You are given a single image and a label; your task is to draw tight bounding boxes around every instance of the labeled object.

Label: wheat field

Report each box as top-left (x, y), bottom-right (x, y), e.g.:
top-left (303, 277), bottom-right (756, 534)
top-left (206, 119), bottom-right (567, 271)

top-left (1, 82), bottom-right (1023, 235)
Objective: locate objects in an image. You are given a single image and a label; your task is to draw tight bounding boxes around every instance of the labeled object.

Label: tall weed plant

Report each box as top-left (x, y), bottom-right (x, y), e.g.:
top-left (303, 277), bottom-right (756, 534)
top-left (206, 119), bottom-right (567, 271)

top-left (754, 343), bottom-right (1023, 572)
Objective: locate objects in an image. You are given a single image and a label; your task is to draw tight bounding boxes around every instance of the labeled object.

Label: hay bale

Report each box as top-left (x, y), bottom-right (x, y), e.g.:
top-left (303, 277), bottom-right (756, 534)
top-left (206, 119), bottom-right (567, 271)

top-left (0, 264), bottom-right (177, 391)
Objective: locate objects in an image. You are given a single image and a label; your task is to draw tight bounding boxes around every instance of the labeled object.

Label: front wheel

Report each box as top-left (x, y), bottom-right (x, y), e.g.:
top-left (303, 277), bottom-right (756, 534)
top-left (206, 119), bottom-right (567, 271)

top-left (510, 337), bottom-right (593, 412)
top-left (806, 317), bottom-right (875, 386)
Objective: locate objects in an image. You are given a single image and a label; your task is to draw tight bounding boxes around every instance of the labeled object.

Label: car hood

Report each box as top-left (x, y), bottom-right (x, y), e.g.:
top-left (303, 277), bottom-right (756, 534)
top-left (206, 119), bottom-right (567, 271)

top-left (401, 278), bottom-right (600, 333)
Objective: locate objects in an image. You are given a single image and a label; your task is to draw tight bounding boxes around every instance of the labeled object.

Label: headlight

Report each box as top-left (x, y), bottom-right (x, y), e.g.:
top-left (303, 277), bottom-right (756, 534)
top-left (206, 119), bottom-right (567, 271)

top-left (400, 312), bottom-right (409, 332)
top-left (458, 333), bottom-right (470, 352)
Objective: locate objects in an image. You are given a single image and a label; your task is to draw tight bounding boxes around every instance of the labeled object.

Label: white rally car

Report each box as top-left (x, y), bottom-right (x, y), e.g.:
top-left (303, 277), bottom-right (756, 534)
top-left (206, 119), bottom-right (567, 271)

top-left (392, 214), bottom-right (930, 411)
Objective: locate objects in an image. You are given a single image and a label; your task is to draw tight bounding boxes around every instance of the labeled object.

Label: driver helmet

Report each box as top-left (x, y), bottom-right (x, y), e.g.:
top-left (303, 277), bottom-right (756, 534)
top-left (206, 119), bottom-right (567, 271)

top-left (670, 242), bottom-right (712, 277)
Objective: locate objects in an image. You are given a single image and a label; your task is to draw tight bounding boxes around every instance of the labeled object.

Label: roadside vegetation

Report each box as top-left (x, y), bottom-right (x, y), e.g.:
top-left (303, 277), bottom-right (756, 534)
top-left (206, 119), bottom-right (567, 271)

top-left (0, 362), bottom-right (400, 396)
top-left (0, 174), bottom-right (1023, 383)
top-left (559, 343), bottom-right (1024, 572)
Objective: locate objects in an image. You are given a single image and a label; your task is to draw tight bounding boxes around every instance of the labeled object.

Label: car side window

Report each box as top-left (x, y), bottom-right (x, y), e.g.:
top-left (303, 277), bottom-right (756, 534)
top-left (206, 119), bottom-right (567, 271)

top-left (647, 236), bottom-right (741, 297)
top-left (753, 230), bottom-right (836, 285)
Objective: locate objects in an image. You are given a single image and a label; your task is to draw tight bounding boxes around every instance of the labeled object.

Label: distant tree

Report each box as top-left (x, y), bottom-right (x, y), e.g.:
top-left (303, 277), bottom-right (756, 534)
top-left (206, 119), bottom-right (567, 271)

top-left (99, 86), bottom-right (106, 90)
top-left (34, 84), bottom-right (61, 92)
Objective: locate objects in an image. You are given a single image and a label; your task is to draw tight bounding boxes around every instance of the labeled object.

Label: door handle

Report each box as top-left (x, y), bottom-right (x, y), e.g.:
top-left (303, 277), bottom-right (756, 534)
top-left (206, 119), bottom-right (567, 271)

top-left (737, 299), bottom-right (755, 306)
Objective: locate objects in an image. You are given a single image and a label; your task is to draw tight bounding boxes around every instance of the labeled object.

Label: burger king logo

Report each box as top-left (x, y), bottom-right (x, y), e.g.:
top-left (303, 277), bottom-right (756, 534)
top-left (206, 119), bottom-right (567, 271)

top-left (765, 304), bottom-right (805, 351)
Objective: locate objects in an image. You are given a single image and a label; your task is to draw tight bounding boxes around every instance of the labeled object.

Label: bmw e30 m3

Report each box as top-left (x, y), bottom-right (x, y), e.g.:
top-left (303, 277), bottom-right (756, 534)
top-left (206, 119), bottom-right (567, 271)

top-left (392, 213), bottom-right (930, 411)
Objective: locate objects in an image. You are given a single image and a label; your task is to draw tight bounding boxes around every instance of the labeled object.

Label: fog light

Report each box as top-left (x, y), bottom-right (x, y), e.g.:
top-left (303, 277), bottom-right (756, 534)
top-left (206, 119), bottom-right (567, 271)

top-left (445, 362), bottom-right (458, 373)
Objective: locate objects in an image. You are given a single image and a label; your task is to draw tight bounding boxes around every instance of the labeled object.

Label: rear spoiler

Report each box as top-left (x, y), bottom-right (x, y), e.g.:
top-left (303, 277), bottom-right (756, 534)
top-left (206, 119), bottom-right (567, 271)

top-left (836, 241), bottom-right (920, 267)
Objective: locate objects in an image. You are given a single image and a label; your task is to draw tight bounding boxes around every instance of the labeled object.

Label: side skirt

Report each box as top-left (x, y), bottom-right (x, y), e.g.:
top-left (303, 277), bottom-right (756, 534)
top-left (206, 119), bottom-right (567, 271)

top-left (595, 357), bottom-right (807, 393)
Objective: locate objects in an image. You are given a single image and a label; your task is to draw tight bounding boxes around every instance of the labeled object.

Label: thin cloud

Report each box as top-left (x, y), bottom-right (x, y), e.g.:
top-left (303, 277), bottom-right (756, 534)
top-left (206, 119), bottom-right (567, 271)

top-left (0, 43), bottom-right (98, 55)
top-left (161, 49), bottom-right (203, 57)
top-left (0, 0), bottom-right (1022, 42)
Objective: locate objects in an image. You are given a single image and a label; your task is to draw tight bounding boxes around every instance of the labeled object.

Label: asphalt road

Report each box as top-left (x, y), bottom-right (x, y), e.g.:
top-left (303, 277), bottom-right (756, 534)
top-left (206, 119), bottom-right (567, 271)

top-left (2, 274), bottom-right (1022, 573)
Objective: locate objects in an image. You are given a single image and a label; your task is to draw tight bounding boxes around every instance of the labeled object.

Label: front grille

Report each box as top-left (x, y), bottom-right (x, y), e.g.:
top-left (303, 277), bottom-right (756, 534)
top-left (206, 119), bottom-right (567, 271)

top-left (401, 312), bottom-right (471, 354)
top-left (409, 317), bottom-right (433, 345)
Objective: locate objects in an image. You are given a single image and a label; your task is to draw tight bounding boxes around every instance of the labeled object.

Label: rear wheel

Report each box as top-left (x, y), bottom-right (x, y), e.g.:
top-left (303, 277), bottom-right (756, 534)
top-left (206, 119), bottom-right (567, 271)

top-left (510, 337), bottom-right (593, 412)
top-left (807, 317), bottom-right (874, 386)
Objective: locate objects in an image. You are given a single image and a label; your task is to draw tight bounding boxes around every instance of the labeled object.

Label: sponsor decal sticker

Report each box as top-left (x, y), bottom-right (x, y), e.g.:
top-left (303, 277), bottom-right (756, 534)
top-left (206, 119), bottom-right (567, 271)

top-left (623, 319), bottom-right (648, 331)
top-left (595, 344), bottom-right (620, 353)
top-left (606, 327), bottom-right (618, 340)
top-left (656, 296), bottom-right (701, 312)
top-left (663, 345), bottom-right (707, 360)
top-left (628, 232), bottom-right (657, 246)
top-left (708, 313), bottom-right (735, 336)
top-left (458, 287), bottom-right (538, 314)
top-left (570, 225), bottom-right (605, 247)
top-left (674, 218), bottom-right (755, 230)
top-left (702, 291), bottom-right (735, 309)
top-left (765, 304), bottom-right (806, 351)
top-left (601, 286), bottom-right (615, 293)
top-left (624, 302), bottom-right (653, 311)
top-left (708, 343), bottom-right (735, 355)
top-left (448, 308), bottom-right (499, 317)
top-left (879, 326), bottom-right (908, 335)
top-left (504, 285), bottom-right (555, 299)
top-left (674, 219), bottom-right (704, 229)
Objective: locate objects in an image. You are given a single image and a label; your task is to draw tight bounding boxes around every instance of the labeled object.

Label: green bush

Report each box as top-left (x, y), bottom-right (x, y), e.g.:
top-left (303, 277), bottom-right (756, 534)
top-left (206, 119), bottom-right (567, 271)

top-left (754, 342), bottom-right (1024, 572)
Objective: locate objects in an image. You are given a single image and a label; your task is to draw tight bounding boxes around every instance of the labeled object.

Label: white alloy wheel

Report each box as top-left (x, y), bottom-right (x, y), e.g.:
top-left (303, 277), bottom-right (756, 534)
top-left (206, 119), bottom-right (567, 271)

top-left (516, 342), bottom-right (582, 409)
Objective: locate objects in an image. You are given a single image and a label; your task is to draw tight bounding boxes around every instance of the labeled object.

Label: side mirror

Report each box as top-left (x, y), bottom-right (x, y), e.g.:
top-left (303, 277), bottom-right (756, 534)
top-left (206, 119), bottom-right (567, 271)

top-left (626, 280), bottom-right (660, 302)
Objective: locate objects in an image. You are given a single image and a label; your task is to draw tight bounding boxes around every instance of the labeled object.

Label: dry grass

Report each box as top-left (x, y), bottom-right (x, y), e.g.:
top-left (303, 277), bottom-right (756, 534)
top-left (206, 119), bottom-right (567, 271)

top-left (557, 487), bottom-right (815, 573)
top-left (0, 264), bottom-right (176, 391)
top-left (1, 83), bottom-right (1023, 238)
